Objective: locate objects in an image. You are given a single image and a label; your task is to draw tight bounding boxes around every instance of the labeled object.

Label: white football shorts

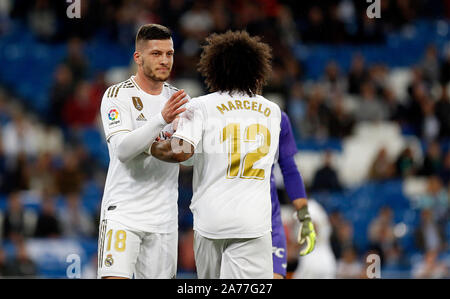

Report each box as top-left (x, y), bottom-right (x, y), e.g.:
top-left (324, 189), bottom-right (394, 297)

top-left (97, 219), bottom-right (177, 279)
top-left (193, 231), bottom-right (273, 279)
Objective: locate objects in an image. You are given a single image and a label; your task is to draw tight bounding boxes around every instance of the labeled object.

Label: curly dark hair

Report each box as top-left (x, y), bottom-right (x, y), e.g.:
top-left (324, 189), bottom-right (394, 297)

top-left (197, 30), bottom-right (272, 97)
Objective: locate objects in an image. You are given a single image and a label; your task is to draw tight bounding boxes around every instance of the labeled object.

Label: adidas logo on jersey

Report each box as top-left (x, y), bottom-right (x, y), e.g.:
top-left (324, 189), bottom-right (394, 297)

top-left (136, 113), bottom-right (147, 121)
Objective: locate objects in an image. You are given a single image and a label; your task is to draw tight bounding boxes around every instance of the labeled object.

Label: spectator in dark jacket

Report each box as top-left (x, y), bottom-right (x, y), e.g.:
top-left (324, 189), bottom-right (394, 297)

top-left (311, 151), bottom-right (342, 192)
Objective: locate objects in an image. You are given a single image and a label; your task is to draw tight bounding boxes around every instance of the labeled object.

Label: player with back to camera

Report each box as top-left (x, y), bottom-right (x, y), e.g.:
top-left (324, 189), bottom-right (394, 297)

top-left (97, 24), bottom-right (189, 279)
top-left (271, 111), bottom-right (316, 279)
top-left (151, 30), bottom-right (315, 278)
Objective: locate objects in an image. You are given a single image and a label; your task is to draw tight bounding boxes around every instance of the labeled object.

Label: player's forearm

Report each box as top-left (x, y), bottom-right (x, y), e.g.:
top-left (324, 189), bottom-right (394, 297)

top-left (279, 154), bottom-right (307, 203)
top-left (114, 112), bottom-right (167, 163)
top-left (150, 138), bottom-right (194, 163)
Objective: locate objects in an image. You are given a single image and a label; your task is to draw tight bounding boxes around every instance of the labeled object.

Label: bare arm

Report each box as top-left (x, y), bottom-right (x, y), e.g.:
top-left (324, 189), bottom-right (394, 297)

top-left (150, 137), bottom-right (194, 163)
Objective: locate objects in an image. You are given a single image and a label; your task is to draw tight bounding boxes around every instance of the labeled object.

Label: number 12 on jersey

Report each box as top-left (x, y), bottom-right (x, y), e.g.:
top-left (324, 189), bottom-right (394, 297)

top-left (221, 123), bottom-right (271, 180)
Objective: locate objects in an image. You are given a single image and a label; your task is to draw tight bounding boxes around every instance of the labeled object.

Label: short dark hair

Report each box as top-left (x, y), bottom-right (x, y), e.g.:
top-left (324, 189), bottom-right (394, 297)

top-left (197, 30), bottom-right (272, 97)
top-left (135, 24), bottom-right (172, 49)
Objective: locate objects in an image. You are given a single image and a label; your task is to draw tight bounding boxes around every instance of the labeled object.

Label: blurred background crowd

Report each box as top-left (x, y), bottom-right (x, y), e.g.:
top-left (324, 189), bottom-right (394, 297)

top-left (0, 0), bottom-right (449, 278)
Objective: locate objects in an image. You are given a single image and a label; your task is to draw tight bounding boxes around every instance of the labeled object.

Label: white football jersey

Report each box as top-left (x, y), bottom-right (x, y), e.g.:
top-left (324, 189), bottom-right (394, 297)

top-left (99, 76), bottom-right (184, 233)
top-left (173, 91), bottom-right (281, 239)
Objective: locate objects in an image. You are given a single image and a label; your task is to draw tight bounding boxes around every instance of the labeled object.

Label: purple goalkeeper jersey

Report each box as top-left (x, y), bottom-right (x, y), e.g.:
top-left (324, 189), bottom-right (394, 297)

top-left (270, 112), bottom-right (306, 276)
top-left (271, 112), bottom-right (306, 231)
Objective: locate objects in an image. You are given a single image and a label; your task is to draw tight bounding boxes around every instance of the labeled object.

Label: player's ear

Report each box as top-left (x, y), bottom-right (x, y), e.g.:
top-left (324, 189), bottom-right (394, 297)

top-left (133, 51), bottom-right (142, 65)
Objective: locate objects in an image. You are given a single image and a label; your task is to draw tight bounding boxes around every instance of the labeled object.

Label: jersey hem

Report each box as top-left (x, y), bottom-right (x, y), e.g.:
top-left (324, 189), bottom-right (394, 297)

top-left (103, 215), bottom-right (178, 234)
top-left (97, 271), bottom-right (133, 279)
top-left (193, 227), bottom-right (271, 239)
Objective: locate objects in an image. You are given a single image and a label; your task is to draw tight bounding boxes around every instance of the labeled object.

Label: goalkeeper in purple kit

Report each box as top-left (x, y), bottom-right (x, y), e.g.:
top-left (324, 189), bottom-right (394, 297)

top-left (271, 111), bottom-right (316, 279)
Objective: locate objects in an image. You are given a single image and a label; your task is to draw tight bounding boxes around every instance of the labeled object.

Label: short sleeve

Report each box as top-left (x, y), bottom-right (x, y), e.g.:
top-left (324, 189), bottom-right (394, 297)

top-left (172, 99), bottom-right (204, 148)
top-left (100, 87), bottom-right (134, 142)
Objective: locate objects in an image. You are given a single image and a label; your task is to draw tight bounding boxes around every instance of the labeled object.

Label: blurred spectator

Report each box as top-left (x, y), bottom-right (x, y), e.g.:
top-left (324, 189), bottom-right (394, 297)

top-left (414, 209), bottom-right (446, 253)
top-left (405, 78), bottom-right (428, 135)
top-left (0, 91), bottom-right (11, 125)
top-left (1, 192), bottom-right (37, 242)
top-left (55, 151), bottom-right (84, 196)
top-left (29, 152), bottom-right (57, 196)
top-left (420, 99), bottom-right (440, 141)
top-left (440, 46), bottom-right (450, 84)
top-left (27, 0), bottom-right (58, 42)
top-left (179, 0), bottom-right (213, 41)
top-left (439, 150), bottom-right (450, 185)
top-left (331, 217), bottom-right (357, 262)
top-left (4, 240), bottom-right (37, 277)
top-left (34, 124), bottom-right (64, 157)
top-left (311, 151), bottom-right (342, 192)
top-left (299, 85), bottom-right (330, 139)
top-left (320, 61), bottom-right (347, 100)
top-left (420, 45), bottom-right (440, 85)
top-left (62, 81), bottom-right (100, 128)
top-left (355, 81), bottom-right (388, 122)
top-left (286, 82), bottom-right (306, 137)
top-left (419, 141), bottom-right (443, 176)
top-left (412, 250), bottom-right (448, 279)
top-left (416, 176), bottom-right (449, 223)
top-left (336, 247), bottom-right (364, 279)
top-left (327, 94), bottom-right (355, 138)
top-left (58, 193), bottom-right (95, 238)
top-left (72, 144), bottom-right (98, 181)
top-left (368, 206), bottom-right (396, 262)
top-left (34, 195), bottom-right (61, 238)
top-left (0, 138), bottom-right (6, 192)
top-left (347, 53), bottom-right (368, 95)
top-left (382, 88), bottom-right (402, 121)
top-left (2, 108), bottom-right (39, 160)
top-left (353, 11), bottom-right (385, 43)
top-left (63, 38), bottom-right (89, 85)
top-left (275, 4), bottom-right (299, 47)
top-left (48, 64), bottom-right (74, 126)
top-left (395, 147), bottom-right (417, 178)
top-left (301, 6), bottom-right (329, 43)
top-left (368, 147), bottom-right (395, 181)
top-left (435, 85), bottom-right (450, 138)
top-left (367, 64), bottom-right (389, 96)
top-left (2, 152), bottom-right (31, 193)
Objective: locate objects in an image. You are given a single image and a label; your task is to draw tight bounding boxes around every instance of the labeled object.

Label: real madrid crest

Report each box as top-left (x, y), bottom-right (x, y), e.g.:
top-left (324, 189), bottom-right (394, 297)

top-left (105, 254), bottom-right (114, 267)
top-left (132, 96), bottom-right (143, 111)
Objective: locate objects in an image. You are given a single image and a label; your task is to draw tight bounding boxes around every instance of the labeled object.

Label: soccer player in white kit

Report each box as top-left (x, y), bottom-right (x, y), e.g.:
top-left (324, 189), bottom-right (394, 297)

top-left (293, 199), bottom-right (337, 279)
top-left (97, 24), bottom-right (189, 279)
top-left (151, 31), bottom-right (285, 278)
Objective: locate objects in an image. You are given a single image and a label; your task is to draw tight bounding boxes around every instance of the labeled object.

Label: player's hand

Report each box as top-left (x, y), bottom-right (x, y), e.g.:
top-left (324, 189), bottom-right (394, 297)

top-left (161, 90), bottom-right (188, 123)
top-left (296, 206), bottom-right (316, 256)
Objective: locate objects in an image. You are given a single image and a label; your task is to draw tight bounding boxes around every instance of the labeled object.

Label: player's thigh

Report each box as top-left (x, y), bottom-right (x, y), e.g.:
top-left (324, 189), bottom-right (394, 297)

top-left (193, 231), bottom-right (224, 279)
top-left (221, 233), bottom-right (273, 279)
top-left (97, 219), bottom-right (141, 279)
top-left (272, 226), bottom-right (288, 278)
top-left (135, 231), bottom-right (178, 279)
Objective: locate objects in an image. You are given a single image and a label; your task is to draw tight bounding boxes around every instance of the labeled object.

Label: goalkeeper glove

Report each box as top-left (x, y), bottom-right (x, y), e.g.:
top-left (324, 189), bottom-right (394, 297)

top-left (297, 205), bottom-right (316, 256)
